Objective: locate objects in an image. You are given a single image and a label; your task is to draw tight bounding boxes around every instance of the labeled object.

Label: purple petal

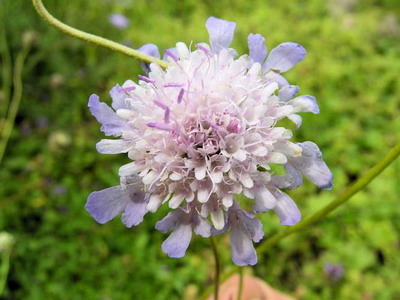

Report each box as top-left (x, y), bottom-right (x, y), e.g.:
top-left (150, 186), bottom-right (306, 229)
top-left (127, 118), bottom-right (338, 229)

top-left (88, 94), bottom-right (127, 137)
top-left (264, 42), bottom-right (306, 73)
top-left (273, 190), bottom-right (301, 226)
top-left (86, 177), bottom-right (147, 226)
top-left (248, 33), bottom-right (267, 64)
top-left (230, 224), bottom-right (257, 266)
top-left (278, 85), bottom-right (300, 101)
top-left (121, 196), bottom-right (148, 228)
top-left (289, 96), bottom-right (319, 114)
top-left (155, 211), bottom-right (180, 233)
top-left (285, 163), bottom-right (303, 189)
top-left (274, 74), bottom-right (289, 87)
top-left (210, 218), bottom-right (229, 236)
top-left (138, 44), bottom-right (160, 73)
top-left (227, 204), bottom-right (263, 266)
top-left (206, 16), bottom-right (236, 54)
top-left (252, 184), bottom-right (277, 213)
top-left (241, 211), bottom-right (264, 243)
top-left (294, 142), bottom-right (333, 189)
top-left (85, 186), bottom-right (130, 224)
top-left (161, 224), bottom-right (192, 258)
top-left (288, 114), bottom-right (302, 129)
top-left (88, 94), bottom-right (114, 124)
top-left (109, 84), bottom-right (126, 110)
top-left (193, 216), bottom-right (212, 238)
top-left (138, 43), bottom-right (160, 59)
top-left (96, 139), bottom-right (131, 154)
top-left (266, 72), bottom-right (289, 87)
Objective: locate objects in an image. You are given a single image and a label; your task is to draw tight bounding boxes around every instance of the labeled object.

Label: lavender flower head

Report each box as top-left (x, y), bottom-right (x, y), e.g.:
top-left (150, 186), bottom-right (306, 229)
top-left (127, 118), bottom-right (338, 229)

top-left (86, 17), bottom-right (333, 266)
top-left (324, 263), bottom-right (344, 281)
top-left (109, 13), bottom-right (130, 29)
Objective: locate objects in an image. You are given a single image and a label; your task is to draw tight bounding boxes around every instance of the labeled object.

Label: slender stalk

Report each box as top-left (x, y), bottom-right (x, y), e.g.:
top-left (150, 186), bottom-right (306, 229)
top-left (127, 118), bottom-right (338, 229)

top-left (32, 0), bottom-right (168, 69)
top-left (236, 267), bottom-right (244, 300)
top-left (198, 267), bottom-right (238, 300)
top-left (256, 142), bottom-right (400, 254)
top-left (0, 1), bottom-right (12, 126)
top-left (210, 237), bottom-right (220, 300)
top-left (0, 248), bottom-right (11, 296)
top-left (0, 44), bottom-right (30, 165)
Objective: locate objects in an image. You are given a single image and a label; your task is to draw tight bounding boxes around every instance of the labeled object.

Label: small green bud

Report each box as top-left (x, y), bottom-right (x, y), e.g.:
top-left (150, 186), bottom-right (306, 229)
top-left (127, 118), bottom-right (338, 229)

top-left (22, 31), bottom-right (38, 48)
top-left (0, 232), bottom-right (15, 252)
top-left (48, 131), bottom-right (71, 150)
top-left (50, 73), bottom-right (65, 88)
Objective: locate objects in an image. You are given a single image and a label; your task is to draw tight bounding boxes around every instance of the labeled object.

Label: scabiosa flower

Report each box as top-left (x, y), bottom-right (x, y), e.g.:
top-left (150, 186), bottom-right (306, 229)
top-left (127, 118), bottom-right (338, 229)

top-left (86, 17), bottom-right (333, 266)
top-left (109, 13), bottom-right (130, 29)
top-left (324, 263), bottom-right (344, 281)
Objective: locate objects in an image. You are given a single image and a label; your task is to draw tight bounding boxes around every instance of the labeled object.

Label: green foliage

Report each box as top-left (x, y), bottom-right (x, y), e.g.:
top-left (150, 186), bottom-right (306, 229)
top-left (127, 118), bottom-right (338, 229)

top-left (0, 0), bottom-right (399, 299)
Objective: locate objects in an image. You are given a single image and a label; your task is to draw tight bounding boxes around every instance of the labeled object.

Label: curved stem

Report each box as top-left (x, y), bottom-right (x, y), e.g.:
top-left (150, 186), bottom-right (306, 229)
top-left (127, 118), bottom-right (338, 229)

top-left (199, 267), bottom-right (238, 300)
top-left (210, 237), bottom-right (220, 300)
top-left (0, 44), bottom-right (30, 165)
top-left (0, 1), bottom-right (12, 124)
top-left (236, 267), bottom-right (244, 300)
top-left (257, 142), bottom-right (400, 254)
top-left (0, 248), bottom-right (12, 296)
top-left (32, 0), bottom-right (169, 69)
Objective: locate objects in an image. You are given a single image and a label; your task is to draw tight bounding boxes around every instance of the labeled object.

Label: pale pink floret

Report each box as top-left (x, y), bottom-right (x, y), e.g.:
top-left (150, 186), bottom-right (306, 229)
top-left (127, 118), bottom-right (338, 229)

top-left (100, 44), bottom-right (313, 228)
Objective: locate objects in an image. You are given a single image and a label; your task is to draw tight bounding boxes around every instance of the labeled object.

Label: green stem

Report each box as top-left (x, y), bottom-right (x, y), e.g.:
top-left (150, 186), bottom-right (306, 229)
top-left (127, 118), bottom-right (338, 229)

top-left (199, 267), bottom-right (238, 300)
top-left (236, 267), bottom-right (244, 300)
top-left (0, 44), bottom-right (30, 165)
top-left (256, 142), bottom-right (400, 254)
top-left (32, 0), bottom-right (168, 69)
top-left (0, 248), bottom-right (12, 296)
top-left (210, 237), bottom-right (220, 300)
top-left (0, 1), bottom-right (12, 124)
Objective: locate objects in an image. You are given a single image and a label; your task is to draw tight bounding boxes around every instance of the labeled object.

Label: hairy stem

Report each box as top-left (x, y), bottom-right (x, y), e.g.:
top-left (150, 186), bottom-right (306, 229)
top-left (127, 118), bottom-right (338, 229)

top-left (0, 1), bottom-right (12, 126)
top-left (0, 248), bottom-right (12, 297)
top-left (0, 44), bottom-right (30, 165)
top-left (210, 237), bottom-right (220, 300)
top-left (199, 267), bottom-right (238, 300)
top-left (32, 0), bottom-right (168, 69)
top-left (256, 142), bottom-right (400, 254)
top-left (236, 267), bottom-right (244, 300)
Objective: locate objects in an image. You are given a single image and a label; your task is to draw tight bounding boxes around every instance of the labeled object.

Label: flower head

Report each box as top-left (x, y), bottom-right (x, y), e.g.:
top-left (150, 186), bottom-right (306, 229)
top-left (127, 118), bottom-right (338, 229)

top-left (109, 13), bottom-right (130, 29)
top-left (324, 263), bottom-right (344, 281)
top-left (86, 17), bottom-right (333, 266)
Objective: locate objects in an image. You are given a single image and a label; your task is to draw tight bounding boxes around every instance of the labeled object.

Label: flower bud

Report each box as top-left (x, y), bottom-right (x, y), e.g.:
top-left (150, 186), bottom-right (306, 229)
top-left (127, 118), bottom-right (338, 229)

top-left (22, 31), bottom-right (38, 48)
top-left (48, 131), bottom-right (71, 150)
top-left (0, 232), bottom-right (15, 252)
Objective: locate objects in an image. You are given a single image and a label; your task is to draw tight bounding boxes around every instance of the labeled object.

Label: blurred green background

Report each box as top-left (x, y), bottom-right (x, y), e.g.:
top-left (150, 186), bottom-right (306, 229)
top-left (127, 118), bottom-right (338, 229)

top-left (1, 0), bottom-right (399, 299)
